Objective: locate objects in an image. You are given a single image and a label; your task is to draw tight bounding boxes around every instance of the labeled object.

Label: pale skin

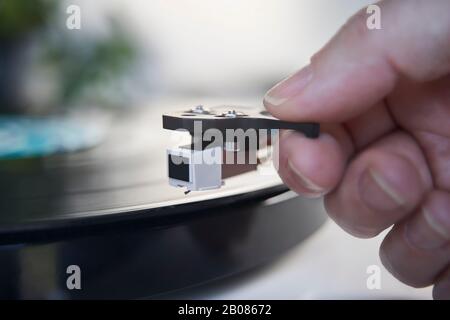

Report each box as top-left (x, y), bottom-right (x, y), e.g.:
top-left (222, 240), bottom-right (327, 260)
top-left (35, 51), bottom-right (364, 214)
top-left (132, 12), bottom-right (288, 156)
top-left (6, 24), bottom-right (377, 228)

top-left (264, 0), bottom-right (450, 299)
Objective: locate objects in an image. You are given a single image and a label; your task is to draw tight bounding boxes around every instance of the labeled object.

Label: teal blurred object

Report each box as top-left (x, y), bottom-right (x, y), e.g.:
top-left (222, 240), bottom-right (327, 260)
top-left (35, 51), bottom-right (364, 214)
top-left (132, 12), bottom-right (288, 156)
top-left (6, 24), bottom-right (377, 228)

top-left (0, 115), bottom-right (107, 159)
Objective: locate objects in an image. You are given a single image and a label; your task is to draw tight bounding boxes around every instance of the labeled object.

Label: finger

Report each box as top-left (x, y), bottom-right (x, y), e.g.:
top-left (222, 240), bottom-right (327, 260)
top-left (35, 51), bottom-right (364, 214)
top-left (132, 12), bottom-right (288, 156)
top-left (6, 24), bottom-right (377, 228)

top-left (343, 101), bottom-right (396, 150)
top-left (388, 75), bottom-right (450, 191)
top-left (380, 190), bottom-right (450, 288)
top-left (277, 101), bottom-right (396, 198)
top-left (325, 131), bottom-right (432, 238)
top-left (264, 0), bottom-right (450, 123)
top-left (434, 266), bottom-right (450, 300)
top-left (276, 125), bottom-right (351, 197)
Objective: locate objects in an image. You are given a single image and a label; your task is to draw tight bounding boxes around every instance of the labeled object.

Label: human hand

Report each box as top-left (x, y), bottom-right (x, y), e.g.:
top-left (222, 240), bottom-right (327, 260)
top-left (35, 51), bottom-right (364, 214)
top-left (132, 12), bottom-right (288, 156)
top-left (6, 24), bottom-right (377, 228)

top-left (264, 0), bottom-right (450, 299)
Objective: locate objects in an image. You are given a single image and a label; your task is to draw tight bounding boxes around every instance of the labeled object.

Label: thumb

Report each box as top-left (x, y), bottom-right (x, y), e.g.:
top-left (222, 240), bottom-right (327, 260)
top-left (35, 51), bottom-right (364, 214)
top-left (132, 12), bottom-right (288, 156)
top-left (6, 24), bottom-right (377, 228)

top-left (264, 0), bottom-right (450, 123)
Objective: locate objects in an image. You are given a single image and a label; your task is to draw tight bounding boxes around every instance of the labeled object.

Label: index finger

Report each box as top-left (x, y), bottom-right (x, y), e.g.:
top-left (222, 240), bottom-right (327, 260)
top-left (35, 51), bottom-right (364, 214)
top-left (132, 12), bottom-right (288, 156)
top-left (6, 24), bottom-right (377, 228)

top-left (264, 0), bottom-right (450, 123)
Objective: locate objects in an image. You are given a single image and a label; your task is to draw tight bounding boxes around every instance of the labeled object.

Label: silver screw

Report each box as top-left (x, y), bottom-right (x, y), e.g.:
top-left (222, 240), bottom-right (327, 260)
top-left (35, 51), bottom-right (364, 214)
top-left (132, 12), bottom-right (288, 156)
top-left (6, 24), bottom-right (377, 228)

top-left (223, 110), bottom-right (238, 118)
top-left (191, 105), bottom-right (207, 114)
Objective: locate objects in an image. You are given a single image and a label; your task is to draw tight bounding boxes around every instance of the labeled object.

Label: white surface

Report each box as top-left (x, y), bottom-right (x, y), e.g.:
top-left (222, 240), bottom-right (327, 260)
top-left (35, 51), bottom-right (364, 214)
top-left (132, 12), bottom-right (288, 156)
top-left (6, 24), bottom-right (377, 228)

top-left (176, 220), bottom-right (432, 300)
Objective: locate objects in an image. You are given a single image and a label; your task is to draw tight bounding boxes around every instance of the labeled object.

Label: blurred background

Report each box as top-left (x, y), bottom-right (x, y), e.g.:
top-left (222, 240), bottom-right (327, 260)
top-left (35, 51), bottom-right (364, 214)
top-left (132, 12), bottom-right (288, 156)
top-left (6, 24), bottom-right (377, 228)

top-left (0, 0), bottom-right (376, 114)
top-left (0, 0), bottom-right (377, 160)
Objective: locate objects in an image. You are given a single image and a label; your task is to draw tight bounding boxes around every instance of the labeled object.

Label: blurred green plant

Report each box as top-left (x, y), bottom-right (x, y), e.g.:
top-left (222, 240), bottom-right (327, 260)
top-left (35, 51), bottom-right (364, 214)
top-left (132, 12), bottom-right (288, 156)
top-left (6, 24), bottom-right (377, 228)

top-left (0, 0), bottom-right (57, 39)
top-left (43, 20), bottom-right (136, 107)
top-left (0, 0), bottom-right (136, 111)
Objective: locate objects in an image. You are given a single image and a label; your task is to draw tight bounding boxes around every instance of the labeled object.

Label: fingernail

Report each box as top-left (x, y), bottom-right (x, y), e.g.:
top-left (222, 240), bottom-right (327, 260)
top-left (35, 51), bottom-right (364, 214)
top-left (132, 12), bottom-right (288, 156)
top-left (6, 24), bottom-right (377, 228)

top-left (360, 168), bottom-right (406, 211)
top-left (264, 64), bottom-right (313, 107)
top-left (287, 159), bottom-right (326, 196)
top-left (405, 207), bottom-right (450, 250)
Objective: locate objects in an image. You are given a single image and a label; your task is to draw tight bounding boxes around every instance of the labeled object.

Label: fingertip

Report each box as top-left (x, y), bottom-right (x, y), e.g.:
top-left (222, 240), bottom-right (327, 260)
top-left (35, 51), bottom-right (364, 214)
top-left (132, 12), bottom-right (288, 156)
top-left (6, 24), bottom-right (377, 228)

top-left (278, 131), bottom-right (347, 197)
top-left (263, 64), bottom-right (313, 111)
